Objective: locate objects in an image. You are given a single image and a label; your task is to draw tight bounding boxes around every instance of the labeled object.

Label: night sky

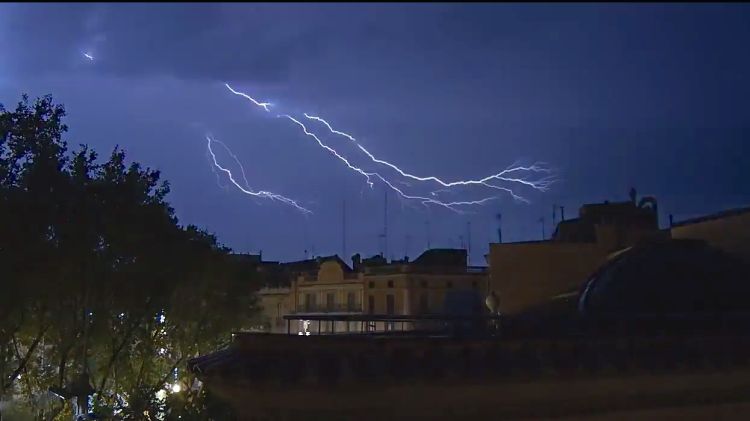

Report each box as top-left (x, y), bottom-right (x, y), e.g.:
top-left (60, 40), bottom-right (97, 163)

top-left (2, 4), bottom-right (749, 265)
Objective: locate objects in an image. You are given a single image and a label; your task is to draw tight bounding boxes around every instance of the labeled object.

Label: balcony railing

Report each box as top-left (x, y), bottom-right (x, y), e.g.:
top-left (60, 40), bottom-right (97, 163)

top-left (295, 303), bottom-right (363, 313)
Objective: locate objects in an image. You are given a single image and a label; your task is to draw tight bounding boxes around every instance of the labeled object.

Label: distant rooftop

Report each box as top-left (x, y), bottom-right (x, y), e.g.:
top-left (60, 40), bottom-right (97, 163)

top-left (412, 248), bottom-right (467, 267)
top-left (672, 206), bottom-right (750, 228)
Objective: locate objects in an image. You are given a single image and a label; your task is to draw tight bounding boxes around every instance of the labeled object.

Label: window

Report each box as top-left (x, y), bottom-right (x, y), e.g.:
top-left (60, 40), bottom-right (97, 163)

top-left (304, 294), bottom-right (314, 312)
top-left (368, 295), bottom-right (375, 314)
top-left (386, 294), bottom-right (396, 331)
top-left (420, 280), bottom-right (428, 288)
top-left (368, 281), bottom-right (375, 288)
top-left (387, 280), bottom-right (394, 288)
top-left (326, 293), bottom-right (335, 311)
top-left (447, 281), bottom-right (453, 289)
top-left (346, 292), bottom-right (356, 312)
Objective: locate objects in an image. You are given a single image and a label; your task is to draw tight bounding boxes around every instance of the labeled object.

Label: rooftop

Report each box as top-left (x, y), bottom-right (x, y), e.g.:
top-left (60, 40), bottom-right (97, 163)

top-left (672, 206), bottom-right (750, 228)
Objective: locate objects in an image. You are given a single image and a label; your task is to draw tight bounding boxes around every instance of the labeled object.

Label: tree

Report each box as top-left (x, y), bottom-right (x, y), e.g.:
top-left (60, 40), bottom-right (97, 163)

top-left (0, 95), bottom-right (258, 419)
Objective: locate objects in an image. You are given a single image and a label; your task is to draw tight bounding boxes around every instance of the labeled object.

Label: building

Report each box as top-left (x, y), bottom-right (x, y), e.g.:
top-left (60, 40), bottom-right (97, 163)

top-left (255, 255), bottom-right (345, 333)
top-left (670, 206), bottom-right (750, 262)
top-left (257, 249), bottom-right (488, 335)
top-left (487, 190), bottom-right (666, 315)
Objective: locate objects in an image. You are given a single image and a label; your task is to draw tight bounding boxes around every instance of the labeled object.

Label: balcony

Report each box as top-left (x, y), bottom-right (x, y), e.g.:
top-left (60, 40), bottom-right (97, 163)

top-left (295, 303), bottom-right (363, 313)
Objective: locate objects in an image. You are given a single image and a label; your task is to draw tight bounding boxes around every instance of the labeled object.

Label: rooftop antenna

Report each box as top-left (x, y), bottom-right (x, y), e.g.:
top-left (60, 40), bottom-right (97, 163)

top-left (495, 212), bottom-right (503, 243)
top-left (383, 189), bottom-right (388, 259)
top-left (459, 235), bottom-right (465, 250)
top-left (342, 199), bottom-right (346, 260)
top-left (425, 219), bottom-right (431, 250)
top-left (560, 205), bottom-right (565, 221)
top-left (538, 217), bottom-right (545, 240)
top-left (404, 234), bottom-right (411, 259)
top-left (552, 204), bottom-right (557, 227)
top-left (466, 221), bottom-right (472, 264)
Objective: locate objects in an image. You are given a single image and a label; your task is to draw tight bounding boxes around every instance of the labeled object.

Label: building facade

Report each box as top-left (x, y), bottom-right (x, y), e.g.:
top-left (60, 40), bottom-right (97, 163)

top-left (257, 249), bottom-right (488, 335)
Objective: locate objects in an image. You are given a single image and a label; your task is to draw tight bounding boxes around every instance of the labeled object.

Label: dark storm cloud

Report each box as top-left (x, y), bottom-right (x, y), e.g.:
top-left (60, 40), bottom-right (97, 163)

top-left (2, 3), bottom-right (750, 263)
top-left (4, 4), bottom-right (337, 83)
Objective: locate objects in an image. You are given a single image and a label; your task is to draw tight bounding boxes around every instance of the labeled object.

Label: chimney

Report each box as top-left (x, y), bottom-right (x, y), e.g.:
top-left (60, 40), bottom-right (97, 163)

top-left (351, 253), bottom-right (361, 270)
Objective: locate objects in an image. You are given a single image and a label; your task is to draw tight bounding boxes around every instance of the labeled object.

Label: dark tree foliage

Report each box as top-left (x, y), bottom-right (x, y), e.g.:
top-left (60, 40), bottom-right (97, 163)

top-left (0, 95), bottom-right (257, 420)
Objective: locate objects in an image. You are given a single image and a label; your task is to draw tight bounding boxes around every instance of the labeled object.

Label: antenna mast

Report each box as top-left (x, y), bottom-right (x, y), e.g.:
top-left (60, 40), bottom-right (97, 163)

top-left (342, 199), bottom-right (347, 259)
top-left (383, 190), bottom-right (388, 259)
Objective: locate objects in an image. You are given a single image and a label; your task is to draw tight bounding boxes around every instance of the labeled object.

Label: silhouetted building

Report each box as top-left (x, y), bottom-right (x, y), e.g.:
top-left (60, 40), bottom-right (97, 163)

top-left (670, 206), bottom-right (750, 262)
top-left (487, 191), bottom-right (666, 315)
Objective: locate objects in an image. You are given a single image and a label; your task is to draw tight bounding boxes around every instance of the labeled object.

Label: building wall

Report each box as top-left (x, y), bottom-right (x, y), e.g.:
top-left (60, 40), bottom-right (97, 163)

top-left (291, 261), bottom-right (364, 334)
top-left (671, 212), bottom-right (750, 262)
top-left (362, 272), bottom-right (486, 331)
top-left (488, 242), bottom-right (608, 315)
top-left (257, 288), bottom-right (293, 333)
top-left (262, 260), bottom-right (488, 335)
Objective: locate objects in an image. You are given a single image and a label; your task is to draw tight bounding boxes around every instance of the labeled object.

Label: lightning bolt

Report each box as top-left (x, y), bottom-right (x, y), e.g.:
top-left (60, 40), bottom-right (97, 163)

top-left (206, 150), bottom-right (229, 190)
top-left (224, 83), bottom-right (272, 112)
top-left (223, 83), bottom-right (553, 211)
top-left (303, 113), bottom-right (555, 197)
top-left (208, 136), bottom-right (252, 190)
top-left (280, 115), bottom-right (495, 213)
top-left (206, 135), bottom-right (312, 214)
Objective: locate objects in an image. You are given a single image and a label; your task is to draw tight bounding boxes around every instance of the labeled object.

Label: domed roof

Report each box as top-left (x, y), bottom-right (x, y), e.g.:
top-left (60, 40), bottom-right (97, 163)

top-left (580, 239), bottom-right (750, 317)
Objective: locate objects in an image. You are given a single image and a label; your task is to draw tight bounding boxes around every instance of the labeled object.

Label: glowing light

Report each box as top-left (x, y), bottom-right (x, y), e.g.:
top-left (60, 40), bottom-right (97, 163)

top-left (223, 84), bottom-right (556, 210)
top-left (206, 135), bottom-right (312, 214)
top-left (224, 83), bottom-right (271, 112)
top-left (155, 389), bottom-right (167, 401)
top-left (304, 113), bottom-right (556, 199)
top-left (83, 52), bottom-right (94, 61)
top-left (280, 115), bottom-right (496, 213)
top-left (171, 383), bottom-right (182, 393)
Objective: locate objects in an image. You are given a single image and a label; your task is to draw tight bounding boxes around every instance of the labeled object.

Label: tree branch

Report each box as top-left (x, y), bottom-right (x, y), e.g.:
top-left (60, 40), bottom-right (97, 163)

top-left (2, 323), bottom-right (49, 390)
